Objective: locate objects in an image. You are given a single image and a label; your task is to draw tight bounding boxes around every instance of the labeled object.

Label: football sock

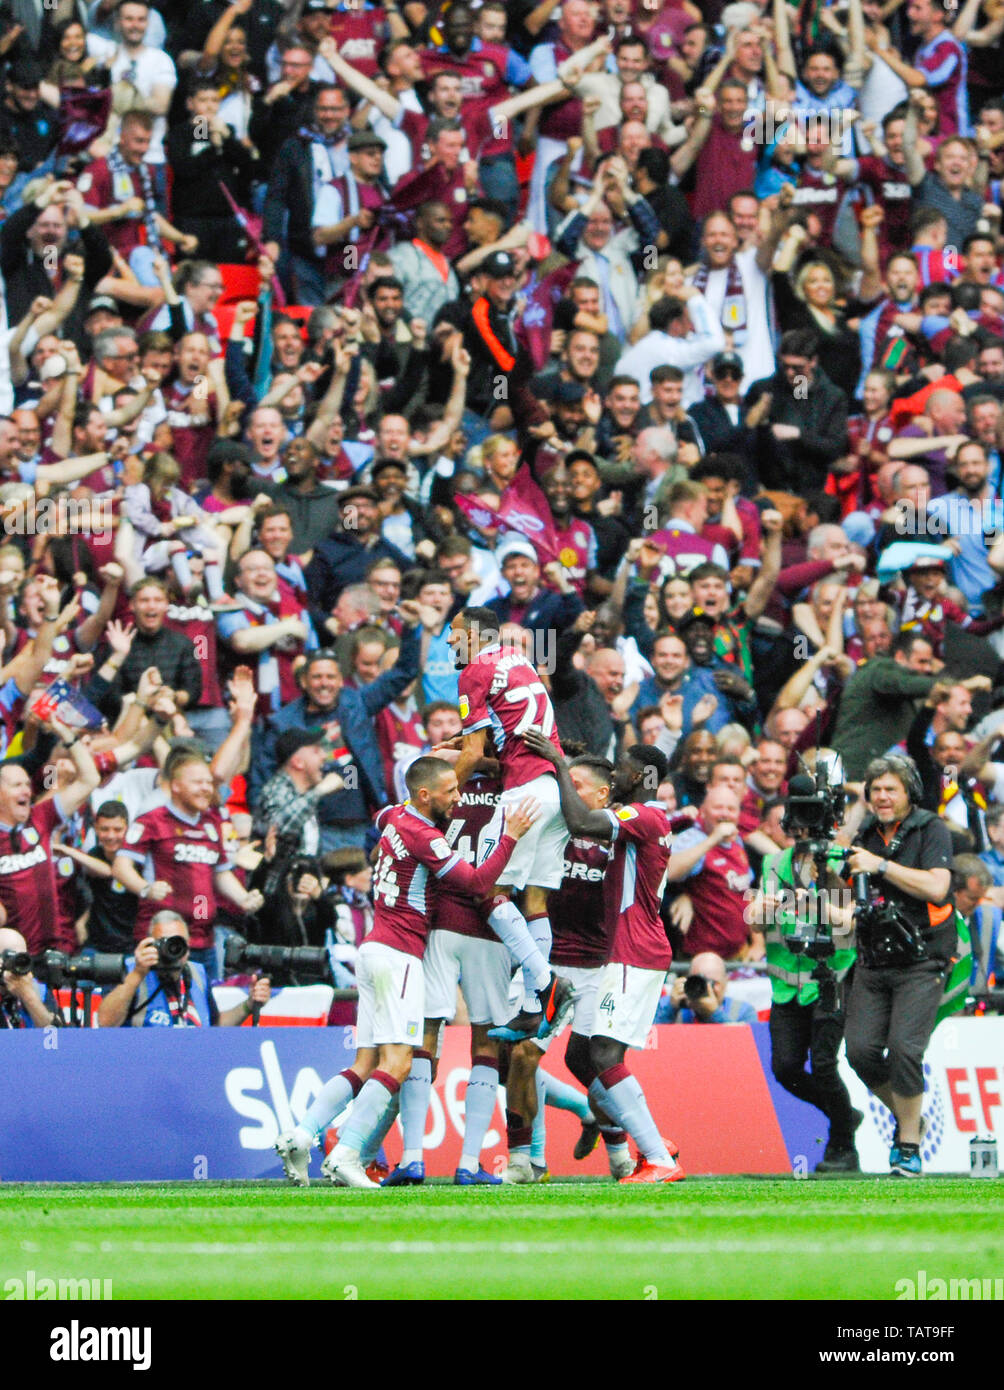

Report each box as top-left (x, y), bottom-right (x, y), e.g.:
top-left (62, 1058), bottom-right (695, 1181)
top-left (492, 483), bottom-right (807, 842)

top-left (203, 558), bottom-right (225, 601)
top-left (169, 548), bottom-right (194, 594)
top-left (399, 1051), bottom-right (432, 1166)
top-left (530, 1068), bottom-right (548, 1167)
top-left (360, 1093), bottom-right (399, 1166)
top-left (541, 1069), bottom-right (591, 1121)
top-left (506, 1108), bottom-right (532, 1158)
top-left (600, 1123), bottom-right (629, 1151)
top-left (488, 897), bottom-right (551, 995)
top-left (296, 1068), bottom-right (362, 1142)
top-left (459, 1054), bottom-right (500, 1173)
top-left (527, 914), bottom-right (554, 1010)
top-left (591, 1066), bottom-right (670, 1165)
top-left (337, 1071), bottom-right (400, 1156)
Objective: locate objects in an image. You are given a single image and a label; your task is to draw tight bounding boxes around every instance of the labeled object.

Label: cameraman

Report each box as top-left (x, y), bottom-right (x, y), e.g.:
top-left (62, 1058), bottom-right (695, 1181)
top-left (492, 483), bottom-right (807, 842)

top-left (97, 912), bottom-right (271, 1028)
top-left (845, 754), bottom-right (955, 1177)
top-left (655, 953), bottom-right (757, 1024)
top-left (0, 926), bottom-right (62, 1029)
top-left (753, 775), bottom-right (860, 1174)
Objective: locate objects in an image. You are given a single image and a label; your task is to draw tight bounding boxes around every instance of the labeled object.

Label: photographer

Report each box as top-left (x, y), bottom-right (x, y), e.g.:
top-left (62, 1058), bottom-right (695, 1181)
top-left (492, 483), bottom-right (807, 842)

top-left (97, 912), bottom-right (270, 1028)
top-left (655, 953), bottom-right (757, 1024)
top-left (0, 927), bottom-right (63, 1030)
top-left (752, 774), bottom-right (860, 1174)
top-left (845, 755), bottom-right (955, 1178)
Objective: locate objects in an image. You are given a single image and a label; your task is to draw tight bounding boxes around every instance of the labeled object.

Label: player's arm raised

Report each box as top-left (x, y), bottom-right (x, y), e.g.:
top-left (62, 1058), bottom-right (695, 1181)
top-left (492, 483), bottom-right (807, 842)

top-left (450, 726), bottom-right (488, 789)
top-left (430, 797), bottom-right (541, 894)
top-left (523, 728), bottom-right (613, 840)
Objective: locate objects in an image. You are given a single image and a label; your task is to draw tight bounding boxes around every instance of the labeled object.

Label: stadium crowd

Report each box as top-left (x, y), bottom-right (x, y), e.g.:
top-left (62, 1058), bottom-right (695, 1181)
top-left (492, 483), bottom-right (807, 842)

top-left (0, 0), bottom-right (1003, 1181)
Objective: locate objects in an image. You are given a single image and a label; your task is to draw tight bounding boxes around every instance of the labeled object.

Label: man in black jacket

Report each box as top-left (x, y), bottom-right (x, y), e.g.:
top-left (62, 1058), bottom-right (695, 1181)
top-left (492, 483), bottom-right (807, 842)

top-left (686, 351), bottom-right (751, 459)
top-left (164, 79), bottom-right (255, 262)
top-left (100, 578), bottom-right (203, 715)
top-left (743, 330), bottom-right (849, 493)
top-left (0, 182), bottom-right (112, 340)
top-left (306, 486), bottom-right (411, 613)
top-left (250, 41), bottom-right (323, 169)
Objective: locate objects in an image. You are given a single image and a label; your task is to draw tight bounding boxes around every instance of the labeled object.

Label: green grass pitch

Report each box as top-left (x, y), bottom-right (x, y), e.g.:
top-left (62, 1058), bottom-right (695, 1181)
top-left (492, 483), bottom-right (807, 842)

top-left (3, 1179), bottom-right (1002, 1300)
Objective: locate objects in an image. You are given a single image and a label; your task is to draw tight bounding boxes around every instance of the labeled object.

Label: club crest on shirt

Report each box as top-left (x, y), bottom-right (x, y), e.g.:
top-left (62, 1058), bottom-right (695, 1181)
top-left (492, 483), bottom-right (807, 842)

top-left (615, 807), bottom-right (637, 820)
top-left (125, 822), bottom-right (144, 845)
top-left (458, 694), bottom-right (470, 719)
top-left (22, 827), bottom-right (39, 846)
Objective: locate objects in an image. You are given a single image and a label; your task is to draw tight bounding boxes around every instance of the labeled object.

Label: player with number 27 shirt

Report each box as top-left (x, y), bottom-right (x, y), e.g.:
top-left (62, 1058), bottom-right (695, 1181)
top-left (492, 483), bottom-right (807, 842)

top-left (446, 606), bottom-right (574, 1042)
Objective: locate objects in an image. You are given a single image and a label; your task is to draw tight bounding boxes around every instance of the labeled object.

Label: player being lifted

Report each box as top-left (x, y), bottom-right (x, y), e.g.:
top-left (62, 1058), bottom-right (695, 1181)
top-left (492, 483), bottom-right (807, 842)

top-left (523, 730), bottom-right (685, 1183)
top-left (324, 755), bottom-right (539, 1187)
top-left (443, 607), bottom-right (574, 1040)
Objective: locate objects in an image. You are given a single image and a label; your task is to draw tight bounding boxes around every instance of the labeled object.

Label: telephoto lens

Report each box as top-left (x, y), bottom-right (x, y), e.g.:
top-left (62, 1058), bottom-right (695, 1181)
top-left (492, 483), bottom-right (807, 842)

top-left (1, 949), bottom-right (32, 977)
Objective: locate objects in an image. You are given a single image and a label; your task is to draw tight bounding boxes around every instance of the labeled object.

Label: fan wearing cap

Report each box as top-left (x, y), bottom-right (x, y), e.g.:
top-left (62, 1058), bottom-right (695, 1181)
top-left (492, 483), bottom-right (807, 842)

top-left (451, 250), bottom-right (548, 433)
top-left (254, 728), bottom-right (345, 901)
top-left (486, 536), bottom-right (585, 647)
top-left (312, 129), bottom-right (391, 294)
top-left (305, 485), bottom-right (412, 613)
top-left (686, 351), bottom-right (750, 457)
top-left (891, 551), bottom-right (980, 660)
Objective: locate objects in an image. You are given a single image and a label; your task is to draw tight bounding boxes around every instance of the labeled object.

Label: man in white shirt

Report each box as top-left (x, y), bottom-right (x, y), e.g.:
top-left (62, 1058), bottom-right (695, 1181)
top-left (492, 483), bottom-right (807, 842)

top-left (614, 287), bottom-right (724, 408)
top-left (686, 211), bottom-right (775, 391)
top-left (108, 0), bottom-right (177, 167)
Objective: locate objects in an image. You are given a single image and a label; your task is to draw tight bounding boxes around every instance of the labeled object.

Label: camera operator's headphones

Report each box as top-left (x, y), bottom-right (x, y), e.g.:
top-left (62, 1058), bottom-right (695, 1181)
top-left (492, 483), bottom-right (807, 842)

top-left (862, 754), bottom-right (924, 808)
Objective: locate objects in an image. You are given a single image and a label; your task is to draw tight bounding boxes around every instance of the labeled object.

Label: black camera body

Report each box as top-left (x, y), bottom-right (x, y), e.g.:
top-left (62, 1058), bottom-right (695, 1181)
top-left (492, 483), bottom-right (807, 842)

top-left (683, 973), bottom-right (712, 1005)
top-left (852, 873), bottom-right (930, 969)
top-left (155, 935), bottom-right (189, 969)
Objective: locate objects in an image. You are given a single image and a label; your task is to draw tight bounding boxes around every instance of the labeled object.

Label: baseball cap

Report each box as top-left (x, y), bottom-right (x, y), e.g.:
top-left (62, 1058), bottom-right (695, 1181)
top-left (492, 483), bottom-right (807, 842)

top-left (553, 379), bottom-right (586, 405)
top-left (85, 295), bottom-right (120, 318)
top-left (275, 728), bottom-right (326, 766)
top-left (710, 351), bottom-right (744, 376)
top-left (906, 554), bottom-right (947, 571)
top-left (563, 448), bottom-right (599, 471)
top-left (338, 485), bottom-right (380, 506)
top-left (348, 130), bottom-right (387, 152)
top-left (497, 537), bottom-right (538, 565)
top-left (304, 0), bottom-right (331, 11)
top-left (482, 250), bottom-right (517, 279)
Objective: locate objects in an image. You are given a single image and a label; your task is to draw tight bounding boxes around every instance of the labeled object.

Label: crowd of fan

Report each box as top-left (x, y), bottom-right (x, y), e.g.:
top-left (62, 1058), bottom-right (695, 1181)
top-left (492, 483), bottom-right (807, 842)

top-left (0, 0), bottom-right (1003, 1024)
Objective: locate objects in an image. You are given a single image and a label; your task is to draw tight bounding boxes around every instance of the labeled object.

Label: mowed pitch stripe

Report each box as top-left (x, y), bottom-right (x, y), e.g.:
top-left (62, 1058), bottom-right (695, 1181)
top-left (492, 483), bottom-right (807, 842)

top-left (49, 1233), bottom-right (1002, 1258)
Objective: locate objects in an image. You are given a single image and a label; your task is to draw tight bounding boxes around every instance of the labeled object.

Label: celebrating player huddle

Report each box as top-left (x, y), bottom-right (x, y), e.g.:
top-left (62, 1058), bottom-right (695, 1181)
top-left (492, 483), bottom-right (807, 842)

top-left (275, 607), bottom-right (683, 1188)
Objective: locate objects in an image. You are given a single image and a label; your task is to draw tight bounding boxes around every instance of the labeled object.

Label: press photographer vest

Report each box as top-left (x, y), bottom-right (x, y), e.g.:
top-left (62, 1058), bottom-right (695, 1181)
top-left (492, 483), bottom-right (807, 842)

top-left (854, 808), bottom-right (959, 968)
top-left (762, 847), bottom-right (856, 1006)
top-left (125, 961), bottom-right (211, 1028)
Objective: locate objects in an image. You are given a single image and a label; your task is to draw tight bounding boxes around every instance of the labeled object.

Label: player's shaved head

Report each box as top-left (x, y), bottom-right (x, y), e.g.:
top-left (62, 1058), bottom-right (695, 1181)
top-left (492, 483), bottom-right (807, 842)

top-left (458, 605), bottom-right (499, 635)
top-left (625, 743), bottom-right (669, 785)
top-left (405, 755), bottom-right (453, 797)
